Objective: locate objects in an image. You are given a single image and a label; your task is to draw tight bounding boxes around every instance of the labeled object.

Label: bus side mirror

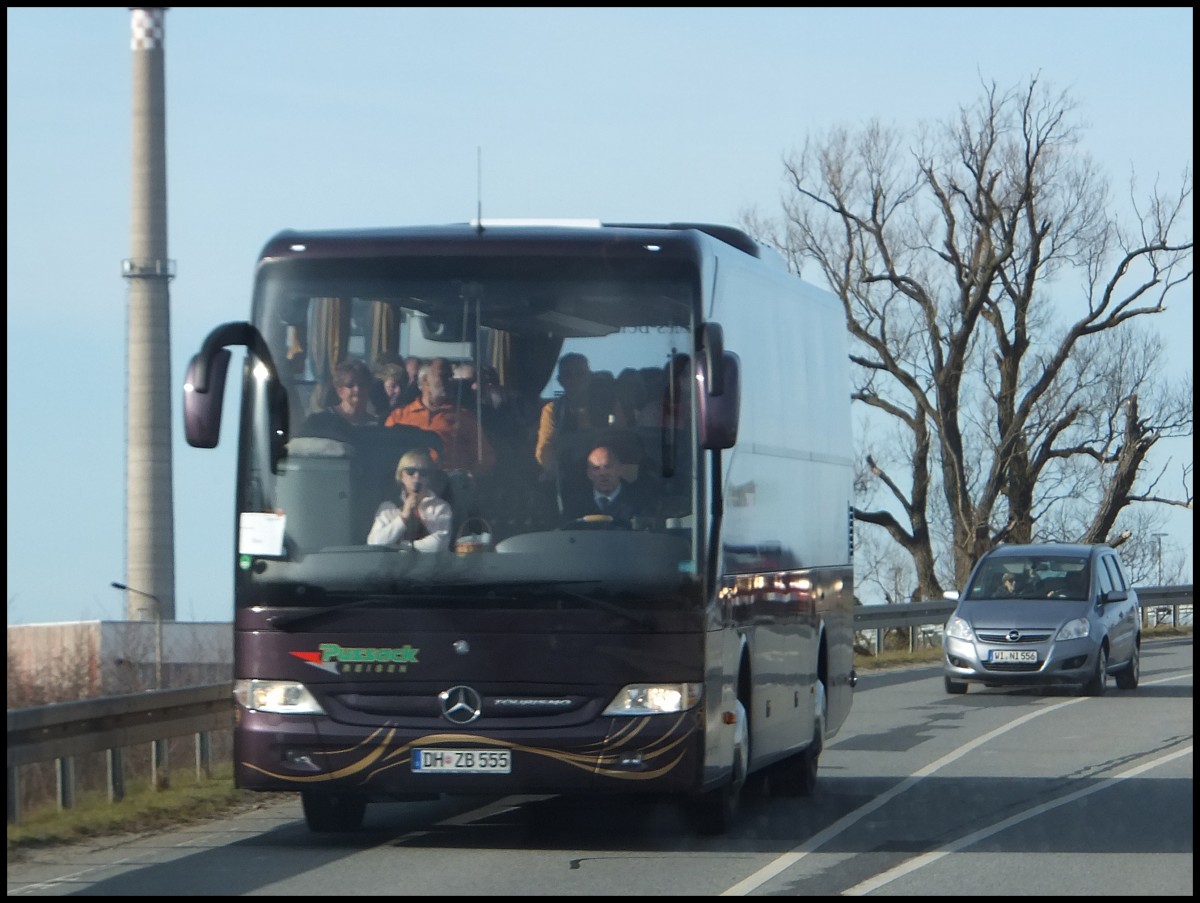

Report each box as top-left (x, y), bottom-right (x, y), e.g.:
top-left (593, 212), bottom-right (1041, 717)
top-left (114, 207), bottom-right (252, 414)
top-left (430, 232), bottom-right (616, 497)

top-left (700, 322), bottom-right (725, 396)
top-left (698, 351), bottom-right (740, 449)
top-left (183, 320), bottom-right (283, 454)
top-left (184, 348), bottom-right (231, 448)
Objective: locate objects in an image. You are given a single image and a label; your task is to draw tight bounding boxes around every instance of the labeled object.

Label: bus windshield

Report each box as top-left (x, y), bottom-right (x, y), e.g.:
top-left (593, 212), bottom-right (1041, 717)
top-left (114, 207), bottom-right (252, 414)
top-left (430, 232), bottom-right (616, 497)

top-left (234, 251), bottom-right (700, 609)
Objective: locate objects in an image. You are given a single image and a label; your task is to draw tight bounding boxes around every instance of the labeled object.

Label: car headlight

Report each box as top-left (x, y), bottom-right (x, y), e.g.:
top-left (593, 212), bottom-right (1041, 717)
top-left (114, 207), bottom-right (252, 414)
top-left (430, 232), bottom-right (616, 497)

top-left (602, 682), bottom-right (703, 715)
top-left (1055, 618), bottom-right (1091, 641)
top-left (233, 679), bottom-right (325, 714)
top-left (945, 615), bottom-right (973, 640)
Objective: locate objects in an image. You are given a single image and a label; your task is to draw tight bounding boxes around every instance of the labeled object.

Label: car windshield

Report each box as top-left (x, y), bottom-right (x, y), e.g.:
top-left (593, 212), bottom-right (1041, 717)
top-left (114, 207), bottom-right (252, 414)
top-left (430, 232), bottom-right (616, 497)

top-left (966, 556), bottom-right (1091, 601)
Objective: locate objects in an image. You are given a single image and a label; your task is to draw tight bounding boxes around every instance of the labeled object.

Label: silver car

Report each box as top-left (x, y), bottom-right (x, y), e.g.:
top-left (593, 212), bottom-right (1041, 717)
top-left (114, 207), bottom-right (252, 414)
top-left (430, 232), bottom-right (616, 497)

top-left (943, 543), bottom-right (1141, 695)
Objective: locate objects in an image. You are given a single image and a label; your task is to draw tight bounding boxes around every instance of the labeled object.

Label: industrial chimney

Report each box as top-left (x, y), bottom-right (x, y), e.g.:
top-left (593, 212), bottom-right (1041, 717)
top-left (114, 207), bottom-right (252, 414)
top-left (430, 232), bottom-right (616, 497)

top-left (122, 7), bottom-right (176, 623)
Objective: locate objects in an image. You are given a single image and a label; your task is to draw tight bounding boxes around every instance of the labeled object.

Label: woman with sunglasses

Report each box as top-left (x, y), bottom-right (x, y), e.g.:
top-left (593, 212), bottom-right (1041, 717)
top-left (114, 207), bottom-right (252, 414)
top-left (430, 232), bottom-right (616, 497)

top-left (329, 358), bottom-right (381, 425)
top-left (366, 448), bottom-right (452, 551)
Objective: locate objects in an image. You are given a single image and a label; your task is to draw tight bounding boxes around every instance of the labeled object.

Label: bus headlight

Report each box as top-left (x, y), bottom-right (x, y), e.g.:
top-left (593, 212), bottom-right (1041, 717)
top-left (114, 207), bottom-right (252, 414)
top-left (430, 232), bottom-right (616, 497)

top-left (233, 679), bottom-right (325, 714)
top-left (602, 682), bottom-right (703, 715)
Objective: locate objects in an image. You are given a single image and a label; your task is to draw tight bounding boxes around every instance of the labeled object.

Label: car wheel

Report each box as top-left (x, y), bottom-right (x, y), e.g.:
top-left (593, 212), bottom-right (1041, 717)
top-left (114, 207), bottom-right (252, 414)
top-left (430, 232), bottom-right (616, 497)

top-left (944, 676), bottom-right (968, 695)
top-left (301, 789), bottom-right (367, 832)
top-left (1082, 645), bottom-right (1108, 697)
top-left (1115, 640), bottom-right (1140, 690)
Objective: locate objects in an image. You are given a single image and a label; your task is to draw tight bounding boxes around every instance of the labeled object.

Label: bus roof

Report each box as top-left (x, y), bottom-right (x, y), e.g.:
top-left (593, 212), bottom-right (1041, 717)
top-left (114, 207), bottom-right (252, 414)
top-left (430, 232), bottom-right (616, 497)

top-left (257, 221), bottom-right (781, 267)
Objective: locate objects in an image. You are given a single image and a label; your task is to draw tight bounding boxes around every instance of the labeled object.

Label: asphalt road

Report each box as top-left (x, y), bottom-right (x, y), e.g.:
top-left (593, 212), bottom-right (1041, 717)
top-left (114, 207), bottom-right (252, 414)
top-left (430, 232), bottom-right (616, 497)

top-left (7, 637), bottom-right (1192, 896)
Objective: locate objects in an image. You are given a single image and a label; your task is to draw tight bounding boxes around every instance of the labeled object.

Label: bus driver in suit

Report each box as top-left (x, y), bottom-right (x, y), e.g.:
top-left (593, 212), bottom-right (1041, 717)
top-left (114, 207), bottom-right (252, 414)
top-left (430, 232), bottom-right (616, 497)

top-left (562, 444), bottom-right (651, 527)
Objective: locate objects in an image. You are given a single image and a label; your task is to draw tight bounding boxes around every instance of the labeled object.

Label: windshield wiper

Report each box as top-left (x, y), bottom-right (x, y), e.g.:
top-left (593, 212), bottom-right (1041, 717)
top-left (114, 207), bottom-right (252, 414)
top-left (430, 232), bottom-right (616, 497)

top-left (557, 589), bottom-right (656, 628)
top-left (457, 581), bottom-right (657, 628)
top-left (269, 588), bottom-right (479, 631)
top-left (269, 582), bottom-right (656, 630)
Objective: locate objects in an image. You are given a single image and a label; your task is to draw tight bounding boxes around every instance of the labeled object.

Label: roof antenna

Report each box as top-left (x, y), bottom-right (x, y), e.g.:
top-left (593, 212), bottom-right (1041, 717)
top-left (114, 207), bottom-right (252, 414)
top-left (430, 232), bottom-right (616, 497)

top-left (475, 147), bottom-right (484, 235)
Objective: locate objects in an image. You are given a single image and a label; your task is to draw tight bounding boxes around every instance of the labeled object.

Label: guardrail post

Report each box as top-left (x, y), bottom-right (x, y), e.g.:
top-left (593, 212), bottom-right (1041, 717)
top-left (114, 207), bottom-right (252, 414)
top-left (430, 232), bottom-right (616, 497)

top-left (196, 731), bottom-right (212, 780)
top-left (107, 747), bottom-right (125, 803)
top-left (152, 739), bottom-right (170, 790)
top-left (7, 766), bottom-right (21, 825)
top-left (56, 756), bottom-right (76, 811)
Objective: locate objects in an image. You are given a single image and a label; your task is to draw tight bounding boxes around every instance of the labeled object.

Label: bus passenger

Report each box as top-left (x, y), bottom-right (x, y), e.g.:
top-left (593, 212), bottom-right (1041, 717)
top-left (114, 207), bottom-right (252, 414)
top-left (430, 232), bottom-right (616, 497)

top-left (588, 370), bottom-right (628, 428)
top-left (371, 356), bottom-right (409, 416)
top-left (536, 353), bottom-right (593, 478)
top-left (615, 368), bottom-right (648, 427)
top-left (401, 356), bottom-right (423, 405)
top-left (536, 354), bottom-right (624, 478)
top-left (637, 353), bottom-right (691, 428)
top-left (367, 449), bottom-right (452, 552)
top-left (385, 358), bottom-right (496, 476)
top-left (329, 358), bottom-right (381, 425)
top-left (299, 358), bottom-right (383, 441)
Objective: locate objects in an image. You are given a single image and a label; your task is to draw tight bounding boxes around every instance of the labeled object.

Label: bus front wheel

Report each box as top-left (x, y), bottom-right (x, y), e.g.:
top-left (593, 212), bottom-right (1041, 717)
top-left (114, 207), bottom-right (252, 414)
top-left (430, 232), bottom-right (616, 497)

top-left (688, 699), bottom-right (748, 835)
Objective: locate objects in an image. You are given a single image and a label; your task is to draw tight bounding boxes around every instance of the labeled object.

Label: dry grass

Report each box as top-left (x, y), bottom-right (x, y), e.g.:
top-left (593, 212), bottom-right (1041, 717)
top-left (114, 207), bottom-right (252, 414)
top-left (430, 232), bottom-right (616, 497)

top-left (5, 766), bottom-right (283, 861)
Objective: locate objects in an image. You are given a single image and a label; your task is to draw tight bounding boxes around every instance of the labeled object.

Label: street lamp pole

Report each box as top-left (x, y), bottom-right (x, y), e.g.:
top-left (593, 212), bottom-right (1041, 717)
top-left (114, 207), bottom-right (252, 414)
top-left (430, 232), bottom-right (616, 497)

top-left (1152, 533), bottom-right (1167, 587)
top-left (110, 580), bottom-right (170, 789)
top-left (110, 581), bottom-right (162, 689)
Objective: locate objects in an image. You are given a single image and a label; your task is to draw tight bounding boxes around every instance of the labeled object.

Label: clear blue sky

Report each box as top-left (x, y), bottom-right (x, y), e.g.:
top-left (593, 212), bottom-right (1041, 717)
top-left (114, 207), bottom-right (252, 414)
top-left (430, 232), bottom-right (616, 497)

top-left (7, 7), bottom-right (1193, 624)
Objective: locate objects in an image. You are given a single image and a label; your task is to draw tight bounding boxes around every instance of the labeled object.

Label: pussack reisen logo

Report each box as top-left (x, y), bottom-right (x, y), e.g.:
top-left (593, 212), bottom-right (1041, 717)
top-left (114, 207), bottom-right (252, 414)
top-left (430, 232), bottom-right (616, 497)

top-left (290, 642), bottom-right (420, 675)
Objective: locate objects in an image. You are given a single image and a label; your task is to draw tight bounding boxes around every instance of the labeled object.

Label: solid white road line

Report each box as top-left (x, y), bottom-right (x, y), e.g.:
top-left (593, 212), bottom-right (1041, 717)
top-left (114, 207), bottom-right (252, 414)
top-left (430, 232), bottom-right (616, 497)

top-left (721, 671), bottom-right (1192, 896)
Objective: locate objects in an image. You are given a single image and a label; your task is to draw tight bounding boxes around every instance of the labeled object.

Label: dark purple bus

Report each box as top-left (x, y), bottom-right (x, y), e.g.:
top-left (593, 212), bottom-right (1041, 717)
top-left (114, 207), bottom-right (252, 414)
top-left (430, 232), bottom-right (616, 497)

top-left (183, 220), bottom-right (856, 834)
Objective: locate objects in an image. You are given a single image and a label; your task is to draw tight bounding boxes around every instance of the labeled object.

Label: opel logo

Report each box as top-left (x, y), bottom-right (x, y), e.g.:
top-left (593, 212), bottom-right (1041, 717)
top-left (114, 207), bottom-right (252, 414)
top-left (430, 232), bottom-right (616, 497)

top-left (1007, 630), bottom-right (1021, 643)
top-left (438, 685), bottom-right (483, 724)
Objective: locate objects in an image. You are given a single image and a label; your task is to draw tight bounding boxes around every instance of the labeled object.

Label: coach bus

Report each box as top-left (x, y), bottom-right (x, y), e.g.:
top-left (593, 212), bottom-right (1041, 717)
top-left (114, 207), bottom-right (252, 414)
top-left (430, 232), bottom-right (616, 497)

top-left (183, 220), bottom-right (856, 834)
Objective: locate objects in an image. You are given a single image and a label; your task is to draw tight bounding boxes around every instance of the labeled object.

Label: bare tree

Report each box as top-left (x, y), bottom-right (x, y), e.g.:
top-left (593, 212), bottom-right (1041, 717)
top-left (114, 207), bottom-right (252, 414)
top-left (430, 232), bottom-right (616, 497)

top-left (749, 76), bottom-right (1193, 599)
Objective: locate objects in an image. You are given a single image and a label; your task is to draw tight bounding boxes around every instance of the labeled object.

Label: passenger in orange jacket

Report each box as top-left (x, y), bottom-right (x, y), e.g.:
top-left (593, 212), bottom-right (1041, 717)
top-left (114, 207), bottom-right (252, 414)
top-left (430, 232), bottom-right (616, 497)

top-left (385, 357), bottom-right (495, 476)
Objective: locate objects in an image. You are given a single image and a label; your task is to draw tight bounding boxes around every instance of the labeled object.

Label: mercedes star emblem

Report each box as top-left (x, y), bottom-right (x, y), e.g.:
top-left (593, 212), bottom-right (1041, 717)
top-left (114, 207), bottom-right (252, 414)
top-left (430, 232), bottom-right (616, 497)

top-left (438, 685), bottom-right (483, 724)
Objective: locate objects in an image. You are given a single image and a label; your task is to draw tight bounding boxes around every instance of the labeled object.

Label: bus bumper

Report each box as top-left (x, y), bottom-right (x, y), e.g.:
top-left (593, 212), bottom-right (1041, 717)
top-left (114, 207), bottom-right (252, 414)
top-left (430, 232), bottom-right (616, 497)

top-left (233, 708), bottom-right (706, 797)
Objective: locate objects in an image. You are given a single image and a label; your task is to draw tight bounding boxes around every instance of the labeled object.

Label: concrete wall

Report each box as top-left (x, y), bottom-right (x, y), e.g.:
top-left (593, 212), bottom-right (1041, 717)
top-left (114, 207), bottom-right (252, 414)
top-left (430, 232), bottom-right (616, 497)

top-left (7, 621), bottom-right (232, 701)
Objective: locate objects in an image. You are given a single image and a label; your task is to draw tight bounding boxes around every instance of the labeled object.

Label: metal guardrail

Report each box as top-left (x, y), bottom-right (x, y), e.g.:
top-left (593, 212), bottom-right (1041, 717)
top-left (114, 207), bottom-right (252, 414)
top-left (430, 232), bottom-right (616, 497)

top-left (851, 586), bottom-right (1192, 628)
top-left (1128, 584), bottom-right (1196, 607)
top-left (6, 684), bottom-right (233, 825)
top-left (854, 586), bottom-right (1193, 654)
top-left (855, 599), bottom-right (958, 627)
top-left (6, 587), bottom-right (1192, 824)
top-left (6, 684), bottom-right (232, 768)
